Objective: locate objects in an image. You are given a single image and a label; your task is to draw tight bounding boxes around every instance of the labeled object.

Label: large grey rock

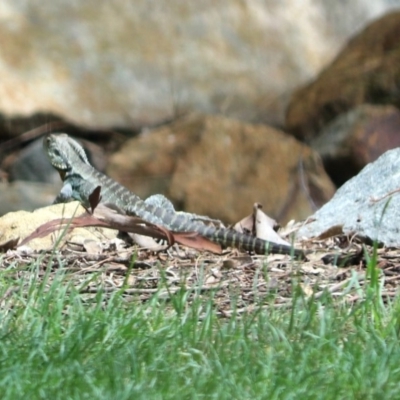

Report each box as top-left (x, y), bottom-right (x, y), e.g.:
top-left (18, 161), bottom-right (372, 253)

top-left (298, 148), bottom-right (400, 246)
top-left (10, 139), bottom-right (59, 183)
top-left (0, 181), bottom-right (59, 215)
top-left (0, 1), bottom-right (399, 129)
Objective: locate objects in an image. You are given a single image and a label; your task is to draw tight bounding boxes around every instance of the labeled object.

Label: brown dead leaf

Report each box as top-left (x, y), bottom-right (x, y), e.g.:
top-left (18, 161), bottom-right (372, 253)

top-left (222, 259), bottom-right (239, 269)
top-left (173, 231), bottom-right (222, 253)
top-left (88, 186), bottom-right (102, 212)
top-left (19, 206), bottom-right (170, 247)
top-left (20, 203), bottom-right (222, 254)
top-left (316, 225), bottom-right (344, 240)
top-left (18, 217), bottom-right (76, 247)
top-left (95, 205), bottom-right (221, 253)
top-left (93, 205), bottom-right (174, 242)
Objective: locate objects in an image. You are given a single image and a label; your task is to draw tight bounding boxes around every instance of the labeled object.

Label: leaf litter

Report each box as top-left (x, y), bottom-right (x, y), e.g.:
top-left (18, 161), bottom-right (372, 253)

top-left (1, 197), bottom-right (399, 316)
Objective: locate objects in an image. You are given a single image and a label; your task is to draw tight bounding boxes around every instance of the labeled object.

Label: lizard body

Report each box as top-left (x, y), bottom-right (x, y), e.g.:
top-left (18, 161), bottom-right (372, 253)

top-left (44, 133), bottom-right (304, 258)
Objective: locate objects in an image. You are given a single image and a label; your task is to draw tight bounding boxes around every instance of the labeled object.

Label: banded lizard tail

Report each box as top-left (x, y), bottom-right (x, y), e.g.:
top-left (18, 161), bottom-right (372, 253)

top-left (44, 133), bottom-right (305, 258)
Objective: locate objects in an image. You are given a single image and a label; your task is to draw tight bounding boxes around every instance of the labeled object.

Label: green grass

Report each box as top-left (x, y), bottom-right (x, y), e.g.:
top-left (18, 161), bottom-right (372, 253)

top-left (0, 254), bottom-right (400, 399)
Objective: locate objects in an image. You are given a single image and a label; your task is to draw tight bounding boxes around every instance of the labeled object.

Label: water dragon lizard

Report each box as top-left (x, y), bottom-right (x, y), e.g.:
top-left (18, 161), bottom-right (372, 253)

top-left (44, 133), bottom-right (305, 258)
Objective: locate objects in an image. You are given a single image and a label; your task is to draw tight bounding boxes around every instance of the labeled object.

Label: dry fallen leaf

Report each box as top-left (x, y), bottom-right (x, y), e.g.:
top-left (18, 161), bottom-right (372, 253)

top-left (128, 233), bottom-right (168, 251)
top-left (316, 225), bottom-right (344, 240)
top-left (300, 282), bottom-right (314, 298)
top-left (253, 204), bottom-right (291, 246)
top-left (234, 213), bottom-right (255, 235)
top-left (82, 239), bottom-right (103, 255)
top-left (20, 203), bottom-right (222, 254)
top-left (233, 203), bottom-right (290, 246)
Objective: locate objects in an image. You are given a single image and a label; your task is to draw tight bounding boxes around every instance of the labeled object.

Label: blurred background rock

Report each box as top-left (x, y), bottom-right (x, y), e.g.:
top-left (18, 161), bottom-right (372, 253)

top-left (0, 1), bottom-right (399, 222)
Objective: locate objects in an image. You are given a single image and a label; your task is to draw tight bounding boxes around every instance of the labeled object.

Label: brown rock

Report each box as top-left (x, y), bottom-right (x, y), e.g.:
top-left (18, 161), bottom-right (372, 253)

top-left (311, 104), bottom-right (400, 185)
top-left (108, 114), bottom-right (336, 224)
top-left (286, 12), bottom-right (400, 141)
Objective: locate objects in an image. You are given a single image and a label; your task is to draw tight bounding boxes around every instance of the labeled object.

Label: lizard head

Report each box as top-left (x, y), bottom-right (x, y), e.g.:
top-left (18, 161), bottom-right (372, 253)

top-left (44, 134), bottom-right (91, 176)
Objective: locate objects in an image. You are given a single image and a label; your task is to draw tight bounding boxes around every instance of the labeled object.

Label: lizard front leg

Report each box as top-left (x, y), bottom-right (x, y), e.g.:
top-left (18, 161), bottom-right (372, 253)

top-left (53, 182), bottom-right (75, 204)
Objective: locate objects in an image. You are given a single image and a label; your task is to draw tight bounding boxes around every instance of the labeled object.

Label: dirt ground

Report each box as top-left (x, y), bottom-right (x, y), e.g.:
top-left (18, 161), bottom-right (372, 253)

top-left (1, 232), bottom-right (398, 315)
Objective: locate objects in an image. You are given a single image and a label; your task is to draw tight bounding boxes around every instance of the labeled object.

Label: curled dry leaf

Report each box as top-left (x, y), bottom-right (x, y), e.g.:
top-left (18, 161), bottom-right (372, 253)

top-left (233, 203), bottom-right (290, 246)
top-left (233, 213), bottom-right (254, 235)
top-left (88, 186), bottom-right (102, 212)
top-left (253, 204), bottom-right (291, 246)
